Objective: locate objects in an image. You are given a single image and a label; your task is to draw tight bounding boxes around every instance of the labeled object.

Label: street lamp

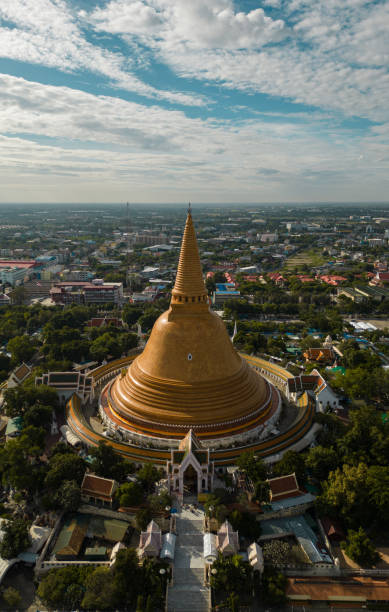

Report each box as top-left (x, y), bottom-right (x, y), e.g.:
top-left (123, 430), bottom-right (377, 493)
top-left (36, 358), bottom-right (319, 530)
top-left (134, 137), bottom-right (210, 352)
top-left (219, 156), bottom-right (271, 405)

top-left (211, 568), bottom-right (217, 575)
top-left (165, 505), bottom-right (171, 513)
top-left (159, 568), bottom-right (166, 575)
top-left (208, 505), bottom-right (214, 517)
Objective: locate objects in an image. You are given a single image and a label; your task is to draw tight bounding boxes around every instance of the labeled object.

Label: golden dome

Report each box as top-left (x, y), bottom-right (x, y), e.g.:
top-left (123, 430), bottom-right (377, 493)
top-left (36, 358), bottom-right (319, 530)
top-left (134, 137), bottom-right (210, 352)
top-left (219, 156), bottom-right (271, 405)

top-left (109, 210), bottom-right (269, 438)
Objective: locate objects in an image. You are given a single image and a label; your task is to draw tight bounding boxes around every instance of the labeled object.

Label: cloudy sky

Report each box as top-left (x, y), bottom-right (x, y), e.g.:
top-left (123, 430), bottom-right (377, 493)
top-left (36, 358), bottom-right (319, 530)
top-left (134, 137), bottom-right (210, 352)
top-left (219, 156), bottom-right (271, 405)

top-left (0, 0), bottom-right (388, 204)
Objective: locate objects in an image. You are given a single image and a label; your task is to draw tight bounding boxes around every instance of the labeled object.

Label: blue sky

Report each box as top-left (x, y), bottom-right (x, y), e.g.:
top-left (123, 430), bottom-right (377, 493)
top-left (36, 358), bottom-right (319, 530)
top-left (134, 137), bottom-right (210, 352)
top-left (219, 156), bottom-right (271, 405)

top-left (0, 0), bottom-right (388, 203)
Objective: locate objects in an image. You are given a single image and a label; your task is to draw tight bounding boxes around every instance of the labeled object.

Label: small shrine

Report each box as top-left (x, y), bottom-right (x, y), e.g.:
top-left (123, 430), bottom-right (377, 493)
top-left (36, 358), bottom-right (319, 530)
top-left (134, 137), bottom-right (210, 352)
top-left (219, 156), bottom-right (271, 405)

top-left (167, 429), bottom-right (214, 497)
top-left (216, 520), bottom-right (239, 556)
top-left (138, 520), bottom-right (162, 558)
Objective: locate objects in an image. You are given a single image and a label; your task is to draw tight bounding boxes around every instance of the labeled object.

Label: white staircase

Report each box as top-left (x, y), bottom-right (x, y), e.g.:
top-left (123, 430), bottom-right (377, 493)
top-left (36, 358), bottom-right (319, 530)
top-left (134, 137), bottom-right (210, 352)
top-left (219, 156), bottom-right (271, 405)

top-left (167, 509), bottom-right (210, 612)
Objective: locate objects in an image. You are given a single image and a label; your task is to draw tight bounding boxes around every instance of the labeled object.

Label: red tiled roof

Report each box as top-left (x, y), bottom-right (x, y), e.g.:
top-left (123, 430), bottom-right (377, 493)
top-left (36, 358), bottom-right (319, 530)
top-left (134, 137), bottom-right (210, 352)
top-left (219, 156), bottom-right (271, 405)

top-left (81, 474), bottom-right (116, 501)
top-left (0, 260), bottom-right (36, 269)
top-left (377, 272), bottom-right (389, 280)
top-left (267, 473), bottom-right (301, 501)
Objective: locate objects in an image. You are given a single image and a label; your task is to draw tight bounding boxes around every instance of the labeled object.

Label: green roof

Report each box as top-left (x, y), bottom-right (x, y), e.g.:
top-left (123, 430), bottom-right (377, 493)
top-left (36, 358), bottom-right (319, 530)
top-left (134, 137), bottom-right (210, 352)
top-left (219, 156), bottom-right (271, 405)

top-left (50, 373), bottom-right (78, 383)
top-left (53, 514), bottom-right (89, 559)
top-left (88, 516), bottom-right (128, 542)
top-left (194, 450), bottom-right (208, 464)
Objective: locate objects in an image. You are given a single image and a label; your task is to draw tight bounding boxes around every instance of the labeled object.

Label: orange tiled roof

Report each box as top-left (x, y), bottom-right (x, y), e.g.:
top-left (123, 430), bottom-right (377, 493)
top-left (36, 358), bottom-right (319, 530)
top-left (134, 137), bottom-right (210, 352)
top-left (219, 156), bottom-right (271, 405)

top-left (287, 576), bottom-right (389, 601)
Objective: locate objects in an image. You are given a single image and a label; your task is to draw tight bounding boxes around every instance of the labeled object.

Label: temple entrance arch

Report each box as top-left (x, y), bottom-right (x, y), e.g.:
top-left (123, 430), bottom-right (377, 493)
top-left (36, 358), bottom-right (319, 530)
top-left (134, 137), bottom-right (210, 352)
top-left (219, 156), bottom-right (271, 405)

top-left (183, 463), bottom-right (198, 495)
top-left (167, 429), bottom-right (214, 498)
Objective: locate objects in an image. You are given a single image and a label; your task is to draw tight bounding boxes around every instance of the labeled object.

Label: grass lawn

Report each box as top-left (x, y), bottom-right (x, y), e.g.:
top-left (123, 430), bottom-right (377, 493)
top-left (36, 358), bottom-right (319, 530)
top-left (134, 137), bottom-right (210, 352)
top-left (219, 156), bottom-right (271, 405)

top-left (283, 249), bottom-right (330, 271)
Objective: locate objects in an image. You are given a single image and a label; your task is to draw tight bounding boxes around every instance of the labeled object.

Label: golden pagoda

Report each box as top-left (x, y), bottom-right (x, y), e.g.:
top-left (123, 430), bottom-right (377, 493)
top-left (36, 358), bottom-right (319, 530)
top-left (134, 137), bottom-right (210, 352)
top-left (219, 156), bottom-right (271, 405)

top-left (107, 209), bottom-right (272, 440)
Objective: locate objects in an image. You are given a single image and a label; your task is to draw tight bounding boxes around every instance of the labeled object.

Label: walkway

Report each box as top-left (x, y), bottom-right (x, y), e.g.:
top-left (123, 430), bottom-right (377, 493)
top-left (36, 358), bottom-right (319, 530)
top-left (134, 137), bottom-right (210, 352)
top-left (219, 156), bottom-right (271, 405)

top-left (167, 499), bottom-right (210, 612)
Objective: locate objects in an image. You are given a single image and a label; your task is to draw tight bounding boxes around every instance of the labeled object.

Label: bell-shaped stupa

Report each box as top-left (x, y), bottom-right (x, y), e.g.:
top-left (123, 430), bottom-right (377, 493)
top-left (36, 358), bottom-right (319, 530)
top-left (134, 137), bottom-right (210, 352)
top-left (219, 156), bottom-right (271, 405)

top-left (107, 209), bottom-right (272, 440)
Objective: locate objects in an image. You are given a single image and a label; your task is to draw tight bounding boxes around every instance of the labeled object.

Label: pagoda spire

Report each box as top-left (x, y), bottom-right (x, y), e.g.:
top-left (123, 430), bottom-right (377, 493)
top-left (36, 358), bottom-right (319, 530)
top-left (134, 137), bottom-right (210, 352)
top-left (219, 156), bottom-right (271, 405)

top-left (171, 208), bottom-right (208, 305)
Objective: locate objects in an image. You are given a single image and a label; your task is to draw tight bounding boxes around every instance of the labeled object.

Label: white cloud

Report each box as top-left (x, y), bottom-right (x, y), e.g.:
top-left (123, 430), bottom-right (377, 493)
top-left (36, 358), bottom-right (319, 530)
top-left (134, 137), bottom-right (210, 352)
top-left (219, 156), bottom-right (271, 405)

top-left (84, 0), bottom-right (389, 122)
top-left (88, 0), bottom-right (287, 49)
top-left (0, 73), bottom-right (387, 202)
top-left (0, 0), bottom-right (204, 106)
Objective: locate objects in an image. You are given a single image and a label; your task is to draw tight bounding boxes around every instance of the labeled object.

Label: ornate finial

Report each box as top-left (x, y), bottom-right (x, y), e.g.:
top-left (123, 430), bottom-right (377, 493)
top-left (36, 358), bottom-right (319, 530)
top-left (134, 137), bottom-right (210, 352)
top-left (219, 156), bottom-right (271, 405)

top-left (171, 203), bottom-right (207, 304)
top-left (188, 202), bottom-right (192, 214)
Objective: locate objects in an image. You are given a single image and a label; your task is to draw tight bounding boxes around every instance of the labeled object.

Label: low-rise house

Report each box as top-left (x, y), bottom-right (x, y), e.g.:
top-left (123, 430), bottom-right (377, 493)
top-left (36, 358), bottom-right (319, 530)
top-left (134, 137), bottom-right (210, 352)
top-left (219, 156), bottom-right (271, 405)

top-left (35, 372), bottom-right (93, 405)
top-left (320, 275), bottom-right (347, 286)
top-left (267, 272), bottom-right (286, 286)
top-left (370, 271), bottom-right (389, 286)
top-left (81, 474), bottom-right (118, 507)
top-left (303, 347), bottom-right (336, 365)
top-left (287, 369), bottom-right (340, 411)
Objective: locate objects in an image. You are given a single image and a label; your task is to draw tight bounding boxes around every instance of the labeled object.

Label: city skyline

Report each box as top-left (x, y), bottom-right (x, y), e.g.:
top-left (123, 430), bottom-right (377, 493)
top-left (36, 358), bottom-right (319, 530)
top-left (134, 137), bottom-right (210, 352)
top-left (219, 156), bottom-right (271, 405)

top-left (0, 0), bottom-right (388, 204)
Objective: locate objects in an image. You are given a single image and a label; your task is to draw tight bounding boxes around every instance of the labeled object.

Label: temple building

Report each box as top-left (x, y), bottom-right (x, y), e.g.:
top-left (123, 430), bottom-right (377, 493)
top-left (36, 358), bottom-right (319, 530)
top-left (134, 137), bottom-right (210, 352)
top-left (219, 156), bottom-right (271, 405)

top-left (167, 430), bottom-right (213, 496)
top-left (67, 210), bottom-right (317, 472)
top-left (100, 209), bottom-right (280, 449)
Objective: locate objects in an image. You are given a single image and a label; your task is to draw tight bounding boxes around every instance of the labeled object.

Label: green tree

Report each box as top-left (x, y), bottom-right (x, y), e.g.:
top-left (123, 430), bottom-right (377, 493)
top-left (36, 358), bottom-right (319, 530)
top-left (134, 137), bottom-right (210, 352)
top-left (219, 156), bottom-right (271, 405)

top-left (123, 304), bottom-right (144, 326)
top-left (341, 527), bottom-right (379, 567)
top-left (3, 385), bottom-right (57, 418)
top-left (138, 308), bottom-right (161, 332)
top-left (261, 568), bottom-right (287, 605)
top-left (306, 445), bottom-right (339, 481)
top-left (90, 440), bottom-right (133, 481)
top-left (23, 404), bottom-right (53, 430)
top-left (37, 566), bottom-right (94, 609)
top-left (7, 335), bottom-right (35, 365)
top-left (317, 462), bottom-right (389, 528)
top-left (90, 332), bottom-right (120, 361)
top-left (137, 463), bottom-right (163, 493)
top-left (147, 489), bottom-right (172, 512)
top-left (112, 547), bottom-right (140, 605)
top-left (118, 482), bottom-right (144, 507)
top-left (2, 586), bottom-right (22, 609)
top-left (272, 450), bottom-right (306, 483)
top-left (0, 518), bottom-right (30, 559)
top-left (45, 453), bottom-right (86, 489)
top-left (211, 554), bottom-right (253, 597)
top-left (253, 480), bottom-right (271, 504)
top-left (55, 480), bottom-right (81, 512)
top-left (0, 438), bottom-right (36, 491)
top-left (82, 566), bottom-right (118, 610)
top-left (136, 508), bottom-right (152, 531)
top-left (236, 451), bottom-right (267, 483)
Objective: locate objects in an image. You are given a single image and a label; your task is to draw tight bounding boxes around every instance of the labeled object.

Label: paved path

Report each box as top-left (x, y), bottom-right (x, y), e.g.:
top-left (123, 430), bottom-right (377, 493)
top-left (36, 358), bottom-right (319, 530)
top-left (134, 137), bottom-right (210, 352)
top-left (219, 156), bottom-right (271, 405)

top-left (167, 503), bottom-right (210, 612)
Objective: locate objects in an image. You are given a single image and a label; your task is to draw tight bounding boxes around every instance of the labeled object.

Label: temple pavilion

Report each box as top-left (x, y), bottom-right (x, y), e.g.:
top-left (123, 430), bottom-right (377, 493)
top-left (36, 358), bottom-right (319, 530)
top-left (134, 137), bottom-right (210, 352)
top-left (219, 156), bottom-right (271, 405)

top-left (102, 209), bottom-right (279, 448)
